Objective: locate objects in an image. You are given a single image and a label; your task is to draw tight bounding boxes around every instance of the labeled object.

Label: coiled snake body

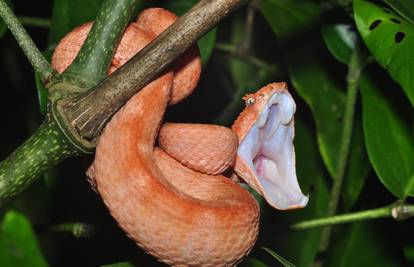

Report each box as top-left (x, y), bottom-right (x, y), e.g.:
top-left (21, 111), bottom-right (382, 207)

top-left (52, 8), bottom-right (308, 267)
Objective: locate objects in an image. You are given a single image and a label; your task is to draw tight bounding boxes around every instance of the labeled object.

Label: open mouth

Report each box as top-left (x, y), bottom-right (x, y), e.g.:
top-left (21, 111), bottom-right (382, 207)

top-left (237, 91), bottom-right (308, 210)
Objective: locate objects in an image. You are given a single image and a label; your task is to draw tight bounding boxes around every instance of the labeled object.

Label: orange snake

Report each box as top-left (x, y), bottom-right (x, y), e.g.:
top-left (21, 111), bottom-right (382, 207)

top-left (51, 8), bottom-right (308, 267)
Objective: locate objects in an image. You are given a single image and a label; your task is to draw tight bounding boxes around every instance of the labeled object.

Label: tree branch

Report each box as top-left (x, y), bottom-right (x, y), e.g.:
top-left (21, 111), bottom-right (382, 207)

top-left (53, 0), bottom-right (247, 150)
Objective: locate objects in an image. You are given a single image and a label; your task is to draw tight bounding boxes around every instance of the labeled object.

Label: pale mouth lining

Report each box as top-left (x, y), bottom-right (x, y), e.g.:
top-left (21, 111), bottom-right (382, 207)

top-left (238, 92), bottom-right (308, 210)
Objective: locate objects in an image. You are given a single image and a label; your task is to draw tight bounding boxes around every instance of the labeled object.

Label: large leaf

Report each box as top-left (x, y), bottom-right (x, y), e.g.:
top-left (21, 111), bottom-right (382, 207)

top-left (164, 0), bottom-right (217, 65)
top-left (360, 72), bottom-right (414, 198)
top-left (384, 0), bottom-right (414, 24)
top-left (259, 0), bottom-right (320, 41)
top-left (49, 0), bottom-right (105, 44)
top-left (0, 211), bottom-right (48, 267)
top-left (321, 24), bottom-right (357, 64)
top-left (326, 222), bottom-right (403, 267)
top-left (262, 247), bottom-right (295, 267)
top-left (288, 55), bottom-right (323, 173)
top-left (286, 40), bottom-right (369, 197)
top-left (354, 0), bottom-right (414, 106)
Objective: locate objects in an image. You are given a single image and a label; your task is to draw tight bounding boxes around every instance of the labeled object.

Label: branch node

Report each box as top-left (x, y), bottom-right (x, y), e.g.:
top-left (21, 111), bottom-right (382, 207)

top-left (391, 202), bottom-right (414, 221)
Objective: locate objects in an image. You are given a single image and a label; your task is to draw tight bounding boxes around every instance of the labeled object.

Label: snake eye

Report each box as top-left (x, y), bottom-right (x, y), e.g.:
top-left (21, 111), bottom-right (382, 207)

top-left (246, 98), bottom-right (255, 106)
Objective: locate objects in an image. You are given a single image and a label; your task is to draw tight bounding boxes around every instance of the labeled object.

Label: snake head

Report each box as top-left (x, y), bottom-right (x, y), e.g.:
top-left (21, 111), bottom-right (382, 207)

top-left (232, 82), bottom-right (308, 210)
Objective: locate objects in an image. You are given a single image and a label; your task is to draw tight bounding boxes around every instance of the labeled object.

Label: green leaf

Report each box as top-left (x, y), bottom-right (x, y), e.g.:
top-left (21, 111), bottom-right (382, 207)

top-left (34, 72), bottom-right (48, 116)
top-left (295, 118), bottom-right (327, 191)
top-left (326, 222), bottom-right (403, 267)
top-left (34, 49), bottom-right (53, 116)
top-left (240, 258), bottom-right (269, 267)
top-left (384, 0), bottom-right (414, 24)
top-left (354, 0), bottom-right (414, 106)
top-left (0, 210), bottom-right (48, 267)
top-left (405, 246), bottom-right (414, 263)
top-left (286, 38), bottom-right (369, 189)
top-left (49, 0), bottom-right (105, 44)
top-left (288, 50), bottom-right (342, 176)
top-left (163, 0), bottom-right (217, 65)
top-left (342, 119), bottom-right (370, 209)
top-left (259, 0), bottom-right (320, 41)
top-left (197, 29), bottom-right (217, 66)
top-left (360, 72), bottom-right (414, 198)
top-left (321, 24), bottom-right (357, 64)
top-left (262, 247), bottom-right (295, 267)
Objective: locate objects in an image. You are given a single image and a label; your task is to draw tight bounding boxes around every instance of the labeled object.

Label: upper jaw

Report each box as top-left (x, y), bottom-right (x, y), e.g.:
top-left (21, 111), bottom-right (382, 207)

top-left (233, 88), bottom-right (308, 210)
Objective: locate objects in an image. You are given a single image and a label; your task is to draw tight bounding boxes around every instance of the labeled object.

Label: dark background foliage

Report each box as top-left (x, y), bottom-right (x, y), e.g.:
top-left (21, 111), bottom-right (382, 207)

top-left (0, 0), bottom-right (413, 266)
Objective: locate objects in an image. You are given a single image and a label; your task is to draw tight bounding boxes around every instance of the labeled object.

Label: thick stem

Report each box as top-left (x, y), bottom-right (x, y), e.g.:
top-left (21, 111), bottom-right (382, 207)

top-left (0, 118), bottom-right (77, 207)
top-left (319, 44), bottom-right (365, 251)
top-left (0, 0), bottom-right (54, 83)
top-left (54, 0), bottom-right (246, 149)
top-left (292, 202), bottom-right (414, 230)
top-left (0, 0), bottom-right (137, 205)
top-left (0, 0), bottom-right (248, 205)
top-left (61, 0), bottom-right (138, 88)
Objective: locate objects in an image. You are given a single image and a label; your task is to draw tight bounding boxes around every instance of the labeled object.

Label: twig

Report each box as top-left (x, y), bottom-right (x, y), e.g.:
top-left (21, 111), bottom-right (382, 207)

top-left (50, 222), bottom-right (95, 238)
top-left (19, 16), bottom-right (51, 28)
top-left (292, 202), bottom-right (414, 230)
top-left (215, 43), bottom-right (276, 72)
top-left (0, 0), bottom-right (54, 82)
